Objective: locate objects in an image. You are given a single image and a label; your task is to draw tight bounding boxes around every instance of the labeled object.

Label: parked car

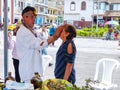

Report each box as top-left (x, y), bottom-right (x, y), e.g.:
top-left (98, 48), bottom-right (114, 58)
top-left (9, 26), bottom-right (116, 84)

top-left (8, 24), bottom-right (16, 31)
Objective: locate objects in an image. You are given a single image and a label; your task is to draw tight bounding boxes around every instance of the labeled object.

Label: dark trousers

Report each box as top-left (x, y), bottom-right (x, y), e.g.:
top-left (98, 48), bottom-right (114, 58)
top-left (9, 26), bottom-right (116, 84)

top-left (50, 34), bottom-right (55, 46)
top-left (12, 58), bottom-right (21, 82)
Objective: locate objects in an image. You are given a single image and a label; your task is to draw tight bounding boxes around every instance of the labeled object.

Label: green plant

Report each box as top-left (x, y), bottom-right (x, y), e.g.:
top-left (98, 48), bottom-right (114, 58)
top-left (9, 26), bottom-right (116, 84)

top-left (81, 78), bottom-right (94, 90)
top-left (76, 26), bottom-right (120, 38)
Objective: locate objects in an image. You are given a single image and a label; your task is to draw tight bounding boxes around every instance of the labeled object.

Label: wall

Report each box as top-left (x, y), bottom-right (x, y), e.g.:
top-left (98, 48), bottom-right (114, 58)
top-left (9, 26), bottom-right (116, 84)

top-left (64, 0), bottom-right (93, 27)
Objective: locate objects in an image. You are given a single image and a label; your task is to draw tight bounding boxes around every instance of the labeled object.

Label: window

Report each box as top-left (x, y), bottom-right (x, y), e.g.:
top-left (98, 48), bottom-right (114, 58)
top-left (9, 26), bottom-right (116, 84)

top-left (39, 0), bottom-right (44, 3)
top-left (15, 0), bottom-right (17, 6)
top-left (53, 11), bottom-right (55, 14)
top-left (48, 10), bottom-right (50, 14)
top-left (110, 4), bottom-right (113, 10)
top-left (27, 3), bottom-right (31, 6)
top-left (18, 1), bottom-right (20, 7)
top-left (114, 4), bottom-right (118, 11)
top-left (81, 1), bottom-right (86, 10)
top-left (95, 2), bottom-right (101, 10)
top-left (18, 1), bottom-right (25, 10)
top-left (40, 6), bottom-right (44, 13)
top-left (70, 1), bottom-right (75, 11)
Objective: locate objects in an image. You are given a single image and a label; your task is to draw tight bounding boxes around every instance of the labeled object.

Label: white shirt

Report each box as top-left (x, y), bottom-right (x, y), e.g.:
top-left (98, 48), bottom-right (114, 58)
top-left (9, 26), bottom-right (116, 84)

top-left (36, 29), bottom-right (49, 40)
top-left (8, 36), bottom-right (19, 59)
top-left (16, 25), bottom-right (48, 82)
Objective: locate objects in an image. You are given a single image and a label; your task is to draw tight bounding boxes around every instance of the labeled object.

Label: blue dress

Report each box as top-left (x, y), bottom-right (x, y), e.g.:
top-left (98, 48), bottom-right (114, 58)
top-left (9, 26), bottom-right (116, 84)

top-left (54, 40), bottom-right (76, 84)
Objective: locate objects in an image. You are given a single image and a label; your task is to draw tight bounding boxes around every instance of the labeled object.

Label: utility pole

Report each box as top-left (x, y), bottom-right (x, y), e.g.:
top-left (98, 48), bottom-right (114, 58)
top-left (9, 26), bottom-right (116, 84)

top-left (92, 0), bottom-right (94, 31)
top-left (96, 0), bottom-right (99, 32)
top-left (4, 0), bottom-right (8, 79)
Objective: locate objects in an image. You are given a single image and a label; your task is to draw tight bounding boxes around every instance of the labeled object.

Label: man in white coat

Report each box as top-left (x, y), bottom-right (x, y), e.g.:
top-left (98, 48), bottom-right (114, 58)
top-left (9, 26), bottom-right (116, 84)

top-left (16, 6), bottom-right (63, 82)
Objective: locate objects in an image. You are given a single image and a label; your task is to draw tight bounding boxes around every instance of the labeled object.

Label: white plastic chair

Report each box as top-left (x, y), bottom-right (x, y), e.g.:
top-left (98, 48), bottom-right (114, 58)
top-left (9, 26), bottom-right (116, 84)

top-left (89, 58), bottom-right (120, 90)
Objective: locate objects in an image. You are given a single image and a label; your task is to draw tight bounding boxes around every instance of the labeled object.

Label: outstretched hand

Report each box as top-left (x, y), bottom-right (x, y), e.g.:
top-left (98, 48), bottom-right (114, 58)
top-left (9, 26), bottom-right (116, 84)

top-left (47, 25), bottom-right (63, 45)
top-left (53, 25), bottom-right (64, 40)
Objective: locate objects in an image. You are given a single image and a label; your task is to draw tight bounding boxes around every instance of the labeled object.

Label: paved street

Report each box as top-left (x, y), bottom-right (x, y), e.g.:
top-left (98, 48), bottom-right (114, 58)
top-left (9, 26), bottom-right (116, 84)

top-left (45, 38), bottom-right (120, 90)
top-left (0, 30), bottom-right (120, 89)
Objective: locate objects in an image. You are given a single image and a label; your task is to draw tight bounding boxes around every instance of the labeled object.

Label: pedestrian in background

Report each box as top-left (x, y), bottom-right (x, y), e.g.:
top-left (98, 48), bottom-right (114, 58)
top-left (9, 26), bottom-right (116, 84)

top-left (37, 25), bottom-right (53, 74)
top-left (114, 27), bottom-right (119, 40)
top-left (16, 6), bottom-right (63, 82)
top-left (8, 22), bottom-right (21, 82)
top-left (106, 25), bottom-right (113, 40)
top-left (0, 22), bottom-right (3, 30)
top-left (37, 25), bottom-right (49, 55)
top-left (49, 24), bottom-right (56, 46)
top-left (54, 24), bottom-right (76, 84)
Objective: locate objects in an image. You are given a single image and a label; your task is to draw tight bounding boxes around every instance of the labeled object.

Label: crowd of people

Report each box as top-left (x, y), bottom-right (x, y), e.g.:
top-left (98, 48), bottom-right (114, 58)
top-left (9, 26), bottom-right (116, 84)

top-left (8, 6), bottom-right (77, 85)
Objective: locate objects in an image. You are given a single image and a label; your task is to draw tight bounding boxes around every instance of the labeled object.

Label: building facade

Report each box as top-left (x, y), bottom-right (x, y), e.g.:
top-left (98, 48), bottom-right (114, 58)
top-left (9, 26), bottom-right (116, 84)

top-left (64, 0), bottom-right (120, 28)
top-left (47, 0), bottom-right (64, 25)
top-left (0, 0), bottom-right (14, 24)
top-left (34, 0), bottom-right (48, 25)
top-left (0, 0), bottom-right (33, 24)
top-left (64, 0), bottom-right (93, 28)
top-left (14, 0), bottom-right (32, 23)
top-left (0, 0), bottom-right (64, 25)
top-left (94, 0), bottom-right (120, 26)
top-left (0, 0), bottom-right (48, 25)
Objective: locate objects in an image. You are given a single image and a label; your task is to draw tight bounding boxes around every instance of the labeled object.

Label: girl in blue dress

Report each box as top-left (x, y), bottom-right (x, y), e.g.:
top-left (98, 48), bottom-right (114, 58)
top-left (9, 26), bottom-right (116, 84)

top-left (54, 24), bottom-right (76, 84)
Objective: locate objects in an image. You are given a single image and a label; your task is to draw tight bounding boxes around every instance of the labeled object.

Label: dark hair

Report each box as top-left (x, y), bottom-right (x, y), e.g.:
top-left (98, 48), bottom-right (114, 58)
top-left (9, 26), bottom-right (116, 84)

top-left (63, 24), bottom-right (76, 40)
top-left (22, 6), bottom-right (36, 16)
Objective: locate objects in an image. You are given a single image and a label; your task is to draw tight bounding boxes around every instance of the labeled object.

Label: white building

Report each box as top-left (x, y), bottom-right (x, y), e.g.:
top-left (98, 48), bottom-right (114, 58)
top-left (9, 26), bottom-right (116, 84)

top-left (64, 0), bottom-right (93, 28)
top-left (64, 0), bottom-right (120, 28)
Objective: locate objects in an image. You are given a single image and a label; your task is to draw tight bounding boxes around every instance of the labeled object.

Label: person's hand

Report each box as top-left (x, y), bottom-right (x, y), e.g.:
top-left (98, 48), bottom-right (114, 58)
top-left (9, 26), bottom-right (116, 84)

top-left (8, 31), bottom-right (13, 38)
top-left (53, 25), bottom-right (63, 40)
top-left (47, 25), bottom-right (64, 45)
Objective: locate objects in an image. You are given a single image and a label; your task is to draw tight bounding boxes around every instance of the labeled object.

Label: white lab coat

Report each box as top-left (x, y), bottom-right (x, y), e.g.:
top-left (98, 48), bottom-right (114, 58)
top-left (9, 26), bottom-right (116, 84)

top-left (16, 25), bottom-right (48, 82)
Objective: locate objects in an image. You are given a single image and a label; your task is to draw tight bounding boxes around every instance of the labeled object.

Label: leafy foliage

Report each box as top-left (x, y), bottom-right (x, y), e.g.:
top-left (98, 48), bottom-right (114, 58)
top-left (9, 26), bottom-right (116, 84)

top-left (76, 26), bottom-right (120, 38)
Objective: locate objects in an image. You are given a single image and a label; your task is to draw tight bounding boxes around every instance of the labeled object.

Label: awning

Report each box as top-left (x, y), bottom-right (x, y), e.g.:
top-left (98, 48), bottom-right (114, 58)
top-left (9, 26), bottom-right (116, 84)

top-left (94, 0), bottom-right (120, 4)
top-left (92, 11), bottom-right (120, 17)
top-left (104, 11), bottom-right (120, 17)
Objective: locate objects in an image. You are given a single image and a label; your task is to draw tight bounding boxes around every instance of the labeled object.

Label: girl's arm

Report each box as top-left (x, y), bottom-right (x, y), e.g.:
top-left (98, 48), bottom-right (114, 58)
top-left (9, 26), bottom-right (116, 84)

top-left (64, 63), bottom-right (73, 81)
top-left (64, 43), bottom-right (73, 80)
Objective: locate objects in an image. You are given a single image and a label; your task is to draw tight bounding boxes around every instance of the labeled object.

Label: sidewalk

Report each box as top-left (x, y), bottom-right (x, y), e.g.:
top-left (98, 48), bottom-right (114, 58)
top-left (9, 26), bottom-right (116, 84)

top-left (45, 38), bottom-right (120, 90)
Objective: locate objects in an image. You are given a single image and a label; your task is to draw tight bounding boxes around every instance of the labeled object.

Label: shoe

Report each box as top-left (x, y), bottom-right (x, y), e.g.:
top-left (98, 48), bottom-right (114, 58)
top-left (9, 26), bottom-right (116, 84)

top-left (48, 63), bottom-right (53, 67)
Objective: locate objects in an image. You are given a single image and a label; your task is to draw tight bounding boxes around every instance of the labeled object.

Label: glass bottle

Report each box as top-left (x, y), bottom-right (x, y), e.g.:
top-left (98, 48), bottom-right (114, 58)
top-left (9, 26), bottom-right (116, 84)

top-left (5, 72), bottom-right (15, 83)
top-left (30, 72), bottom-right (42, 89)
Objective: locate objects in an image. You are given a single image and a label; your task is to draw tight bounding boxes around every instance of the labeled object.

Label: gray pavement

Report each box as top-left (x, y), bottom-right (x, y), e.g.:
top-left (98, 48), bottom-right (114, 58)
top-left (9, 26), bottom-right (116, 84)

top-left (0, 30), bottom-right (120, 89)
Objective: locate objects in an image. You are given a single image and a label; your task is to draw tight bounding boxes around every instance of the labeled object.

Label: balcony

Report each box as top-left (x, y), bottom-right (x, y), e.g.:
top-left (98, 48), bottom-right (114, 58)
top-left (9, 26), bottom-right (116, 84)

top-left (34, 1), bottom-right (48, 7)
